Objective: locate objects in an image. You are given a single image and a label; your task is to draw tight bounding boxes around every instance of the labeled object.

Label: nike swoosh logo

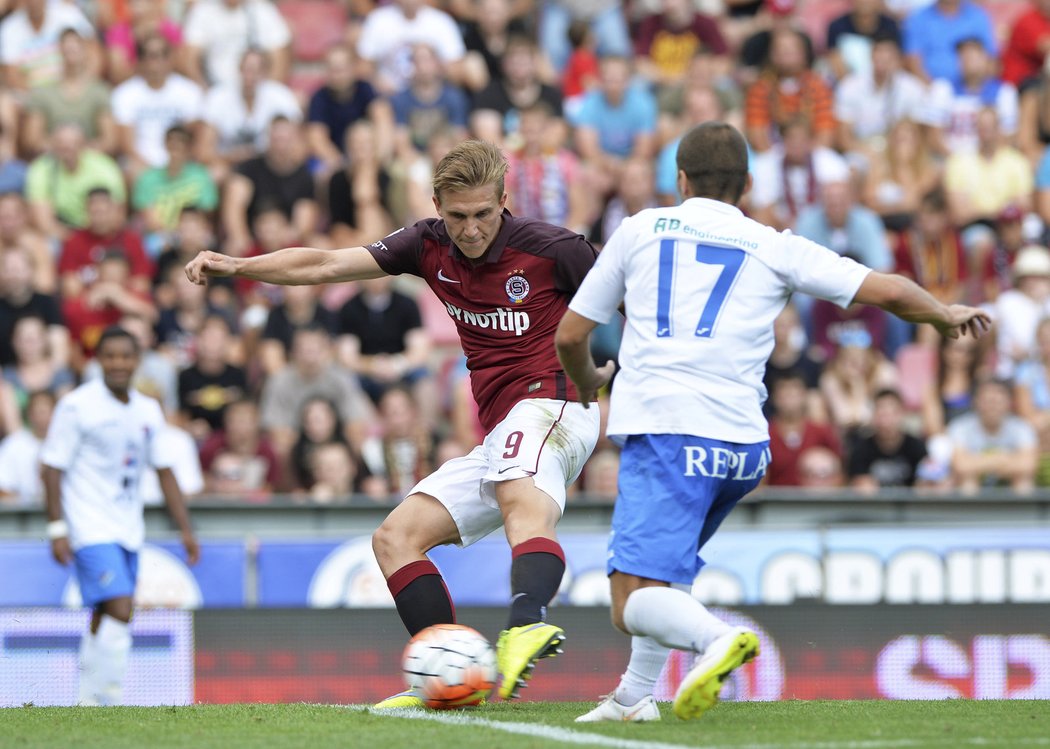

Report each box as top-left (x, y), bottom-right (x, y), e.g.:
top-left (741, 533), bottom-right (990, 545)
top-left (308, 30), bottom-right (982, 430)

top-left (437, 269), bottom-right (461, 284)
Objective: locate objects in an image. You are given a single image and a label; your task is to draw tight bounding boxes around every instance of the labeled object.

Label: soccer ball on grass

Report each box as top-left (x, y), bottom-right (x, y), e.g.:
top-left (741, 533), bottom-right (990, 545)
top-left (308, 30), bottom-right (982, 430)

top-left (402, 624), bottom-right (497, 708)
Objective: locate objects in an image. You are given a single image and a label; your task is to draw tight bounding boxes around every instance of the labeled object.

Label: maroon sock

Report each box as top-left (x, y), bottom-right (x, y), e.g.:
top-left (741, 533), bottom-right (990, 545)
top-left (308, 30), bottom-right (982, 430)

top-left (387, 560), bottom-right (455, 636)
top-left (508, 538), bottom-right (566, 629)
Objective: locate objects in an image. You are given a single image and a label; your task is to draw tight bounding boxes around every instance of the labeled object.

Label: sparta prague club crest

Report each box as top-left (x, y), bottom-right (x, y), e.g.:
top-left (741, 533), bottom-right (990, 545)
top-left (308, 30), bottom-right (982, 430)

top-left (505, 270), bottom-right (530, 304)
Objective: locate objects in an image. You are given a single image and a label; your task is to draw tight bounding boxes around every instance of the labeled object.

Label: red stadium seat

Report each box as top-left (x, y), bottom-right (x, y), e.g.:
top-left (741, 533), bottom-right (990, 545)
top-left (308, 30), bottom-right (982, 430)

top-left (278, 0), bottom-right (348, 63)
top-left (894, 343), bottom-right (937, 412)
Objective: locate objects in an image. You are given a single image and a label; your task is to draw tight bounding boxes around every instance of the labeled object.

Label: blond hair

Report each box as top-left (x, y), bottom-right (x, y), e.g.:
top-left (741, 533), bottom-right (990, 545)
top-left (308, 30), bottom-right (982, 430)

top-left (432, 140), bottom-right (507, 202)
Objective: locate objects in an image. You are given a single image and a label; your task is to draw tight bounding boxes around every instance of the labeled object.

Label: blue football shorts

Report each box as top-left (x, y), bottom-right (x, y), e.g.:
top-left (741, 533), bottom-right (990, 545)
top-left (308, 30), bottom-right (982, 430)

top-left (607, 434), bottom-right (770, 585)
top-left (74, 543), bottom-right (139, 607)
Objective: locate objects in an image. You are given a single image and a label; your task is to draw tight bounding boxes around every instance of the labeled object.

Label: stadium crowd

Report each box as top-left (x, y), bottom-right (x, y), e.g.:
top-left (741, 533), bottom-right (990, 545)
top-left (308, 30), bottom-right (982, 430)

top-left (0, 0), bottom-right (1047, 505)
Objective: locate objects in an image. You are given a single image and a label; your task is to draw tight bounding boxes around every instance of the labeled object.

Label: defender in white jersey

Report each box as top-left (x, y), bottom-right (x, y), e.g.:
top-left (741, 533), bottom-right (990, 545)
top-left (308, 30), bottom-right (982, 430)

top-left (41, 327), bottom-right (198, 706)
top-left (556, 122), bottom-right (991, 722)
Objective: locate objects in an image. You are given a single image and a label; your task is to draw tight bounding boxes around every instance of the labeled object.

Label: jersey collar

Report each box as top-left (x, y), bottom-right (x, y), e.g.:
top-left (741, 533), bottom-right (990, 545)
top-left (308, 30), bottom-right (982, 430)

top-left (448, 208), bottom-right (514, 265)
top-left (682, 197), bottom-right (744, 216)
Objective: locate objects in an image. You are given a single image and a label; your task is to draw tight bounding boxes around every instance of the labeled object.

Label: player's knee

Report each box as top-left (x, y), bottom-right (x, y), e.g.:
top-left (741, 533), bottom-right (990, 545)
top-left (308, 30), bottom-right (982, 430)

top-left (371, 521), bottom-right (405, 566)
top-left (610, 605), bottom-right (630, 635)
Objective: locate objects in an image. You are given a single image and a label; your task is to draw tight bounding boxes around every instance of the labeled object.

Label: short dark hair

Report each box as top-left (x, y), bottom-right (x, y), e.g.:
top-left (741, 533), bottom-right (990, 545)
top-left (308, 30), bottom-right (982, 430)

top-left (87, 187), bottom-right (113, 202)
top-left (676, 122), bottom-right (749, 203)
top-left (96, 325), bottom-right (139, 354)
top-left (772, 369), bottom-right (808, 390)
top-left (873, 388), bottom-right (904, 406)
top-left (872, 31), bottom-right (901, 50)
top-left (920, 186), bottom-right (948, 214)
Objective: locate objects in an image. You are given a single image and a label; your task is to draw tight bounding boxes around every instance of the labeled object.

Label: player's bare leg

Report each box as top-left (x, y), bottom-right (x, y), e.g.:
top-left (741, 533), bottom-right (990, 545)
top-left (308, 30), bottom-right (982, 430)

top-left (371, 493), bottom-right (461, 710)
top-left (80, 596), bottom-right (133, 706)
top-left (494, 478), bottom-right (567, 699)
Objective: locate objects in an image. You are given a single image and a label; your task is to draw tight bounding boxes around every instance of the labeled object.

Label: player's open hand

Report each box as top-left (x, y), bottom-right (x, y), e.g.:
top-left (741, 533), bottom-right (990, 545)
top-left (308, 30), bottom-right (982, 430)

top-left (185, 250), bottom-right (238, 286)
top-left (182, 532), bottom-right (200, 565)
top-left (578, 360), bottom-right (616, 408)
top-left (937, 305), bottom-right (992, 340)
top-left (50, 537), bottom-right (72, 565)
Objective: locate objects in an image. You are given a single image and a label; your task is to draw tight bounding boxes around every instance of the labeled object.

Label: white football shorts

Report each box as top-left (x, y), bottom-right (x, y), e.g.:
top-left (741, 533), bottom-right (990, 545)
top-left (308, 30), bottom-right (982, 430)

top-left (408, 398), bottom-right (600, 546)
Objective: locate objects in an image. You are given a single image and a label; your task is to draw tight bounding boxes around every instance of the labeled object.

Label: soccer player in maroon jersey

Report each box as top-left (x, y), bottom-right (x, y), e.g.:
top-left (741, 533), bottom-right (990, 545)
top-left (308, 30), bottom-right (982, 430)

top-left (185, 140), bottom-right (609, 707)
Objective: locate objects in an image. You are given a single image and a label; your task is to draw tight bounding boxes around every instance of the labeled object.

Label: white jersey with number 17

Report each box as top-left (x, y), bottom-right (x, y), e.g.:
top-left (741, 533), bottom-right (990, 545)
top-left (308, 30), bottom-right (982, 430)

top-left (569, 197), bottom-right (872, 444)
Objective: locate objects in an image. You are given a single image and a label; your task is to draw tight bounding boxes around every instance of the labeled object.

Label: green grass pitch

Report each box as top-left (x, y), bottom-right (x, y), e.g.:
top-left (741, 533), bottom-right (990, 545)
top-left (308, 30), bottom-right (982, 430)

top-left (4, 700), bottom-right (1050, 749)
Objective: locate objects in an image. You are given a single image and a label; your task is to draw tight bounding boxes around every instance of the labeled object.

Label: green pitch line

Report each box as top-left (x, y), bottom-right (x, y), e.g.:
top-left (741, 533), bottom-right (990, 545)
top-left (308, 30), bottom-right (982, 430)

top-left (4, 701), bottom-right (1050, 749)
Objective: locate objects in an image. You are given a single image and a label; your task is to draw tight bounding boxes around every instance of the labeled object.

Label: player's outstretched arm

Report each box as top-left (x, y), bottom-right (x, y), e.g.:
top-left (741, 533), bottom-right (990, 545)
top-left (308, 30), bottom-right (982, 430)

top-left (184, 245), bottom-right (388, 287)
top-left (852, 272), bottom-right (992, 340)
top-left (556, 310), bottom-right (616, 407)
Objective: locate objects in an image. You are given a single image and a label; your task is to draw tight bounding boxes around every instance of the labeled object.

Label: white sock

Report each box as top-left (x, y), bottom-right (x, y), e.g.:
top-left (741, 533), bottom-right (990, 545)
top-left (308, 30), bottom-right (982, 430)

top-left (78, 631), bottom-right (100, 706)
top-left (94, 616), bottom-right (132, 706)
top-left (613, 636), bottom-right (670, 706)
top-left (622, 587), bottom-right (731, 655)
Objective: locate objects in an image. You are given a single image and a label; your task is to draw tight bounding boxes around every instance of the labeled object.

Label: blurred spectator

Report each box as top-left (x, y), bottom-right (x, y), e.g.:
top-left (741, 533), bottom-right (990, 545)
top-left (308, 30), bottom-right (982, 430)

top-left (259, 325), bottom-right (375, 458)
top-left (820, 331), bottom-right (899, 436)
top-left (744, 27), bottom-right (834, 153)
top-left (739, 0), bottom-right (813, 78)
top-left (750, 117), bottom-right (849, 231)
top-left (26, 123), bottom-right (125, 240)
top-left (0, 0), bottom-right (96, 91)
top-left (401, 128), bottom-right (458, 225)
top-left (0, 192), bottom-right (55, 293)
top-left (826, 0), bottom-right (900, 81)
top-left (201, 48), bottom-right (302, 170)
top-left (59, 188), bottom-right (152, 300)
top-left (797, 446), bottom-right (846, 489)
top-left (834, 36), bottom-right (928, 158)
top-left (0, 380), bottom-right (18, 439)
top-left (0, 247), bottom-right (66, 369)
top-left (139, 408), bottom-right (204, 507)
top-left (155, 263), bottom-right (229, 368)
top-left (763, 302), bottom-right (828, 420)
top-left (988, 244), bottom-right (1050, 378)
top-left (360, 385), bottom-right (436, 497)
top-left (1015, 317), bottom-right (1050, 483)
top-left (2, 315), bottom-right (73, 407)
top-left (328, 121), bottom-right (395, 249)
top-left (336, 275), bottom-right (431, 405)
top-left (112, 33), bottom-right (204, 180)
top-left (306, 45), bottom-right (392, 174)
top-left (573, 55), bottom-right (657, 187)
top-left (222, 117), bottom-right (320, 257)
top-left (178, 314), bottom-right (248, 442)
top-left (922, 334), bottom-right (982, 436)
top-left (82, 313), bottom-right (179, 416)
top-left (183, 0), bottom-right (291, 88)
top-left (0, 389), bottom-right (54, 505)
top-left (1018, 58), bottom-right (1050, 164)
top-left (795, 181), bottom-right (894, 271)
top-left (766, 371), bottom-right (842, 486)
top-left (903, 0), bottom-right (996, 83)
top-left (632, 0), bottom-right (728, 90)
top-left (133, 125), bottom-right (218, 248)
top-left (259, 283), bottom-right (337, 377)
top-left (153, 207), bottom-right (221, 303)
top-left (582, 446), bottom-right (619, 499)
top-left (948, 377), bottom-right (1038, 492)
top-left (1002, 0), bottom-right (1050, 86)
top-left (23, 29), bottom-right (115, 159)
top-left (106, 0), bottom-right (185, 85)
top-left (200, 398), bottom-right (281, 497)
top-left (847, 389), bottom-right (927, 491)
top-left (356, 0), bottom-right (467, 96)
top-left (561, 19), bottom-right (599, 117)
top-left (538, 0), bottom-right (632, 74)
top-left (945, 108), bottom-right (1033, 229)
top-left (290, 396), bottom-right (349, 490)
top-left (862, 120), bottom-right (942, 232)
top-left (590, 157), bottom-right (657, 246)
top-left (309, 442), bottom-right (362, 502)
top-left (62, 251), bottom-right (156, 364)
top-left (655, 84), bottom-right (726, 206)
top-left (506, 101), bottom-right (589, 233)
top-left (1035, 137), bottom-right (1050, 225)
top-left (390, 43), bottom-right (470, 159)
top-left (471, 35), bottom-right (564, 145)
top-left (981, 204), bottom-right (1028, 301)
top-left (926, 38), bottom-right (1018, 156)
top-left (892, 187), bottom-right (968, 307)
top-left (461, 0), bottom-right (531, 89)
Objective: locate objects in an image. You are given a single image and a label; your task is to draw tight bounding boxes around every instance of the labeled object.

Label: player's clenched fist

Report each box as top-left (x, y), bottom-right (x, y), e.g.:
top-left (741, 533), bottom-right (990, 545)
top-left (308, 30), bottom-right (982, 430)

top-left (185, 250), bottom-right (238, 285)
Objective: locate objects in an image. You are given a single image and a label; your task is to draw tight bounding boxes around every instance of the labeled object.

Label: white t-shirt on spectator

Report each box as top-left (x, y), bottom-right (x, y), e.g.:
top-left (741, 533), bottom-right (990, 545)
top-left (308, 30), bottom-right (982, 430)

top-left (184, 0), bottom-right (292, 88)
top-left (0, 0), bottom-right (93, 88)
top-left (986, 289), bottom-right (1050, 378)
top-left (924, 78), bottom-right (1018, 154)
top-left (834, 70), bottom-right (930, 142)
top-left (112, 74), bottom-right (205, 167)
top-left (203, 80), bottom-right (302, 154)
top-left (0, 429), bottom-right (44, 506)
top-left (39, 380), bottom-right (172, 551)
top-left (750, 146), bottom-right (851, 224)
top-left (356, 5), bottom-right (465, 92)
top-left (138, 424), bottom-right (204, 507)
